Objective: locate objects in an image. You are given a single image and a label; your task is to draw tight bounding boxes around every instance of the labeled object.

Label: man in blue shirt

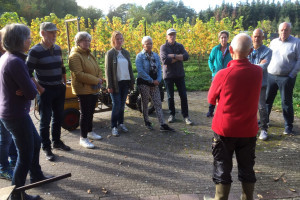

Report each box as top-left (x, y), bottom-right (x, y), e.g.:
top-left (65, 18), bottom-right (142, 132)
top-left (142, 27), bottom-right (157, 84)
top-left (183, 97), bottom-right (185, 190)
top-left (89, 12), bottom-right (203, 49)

top-left (248, 29), bottom-right (272, 140)
top-left (266, 22), bottom-right (300, 135)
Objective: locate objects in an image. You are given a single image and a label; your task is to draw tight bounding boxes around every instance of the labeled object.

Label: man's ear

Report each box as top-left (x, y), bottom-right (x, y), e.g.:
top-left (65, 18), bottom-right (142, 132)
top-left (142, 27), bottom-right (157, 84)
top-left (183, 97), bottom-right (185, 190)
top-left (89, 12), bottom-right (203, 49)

top-left (229, 46), bottom-right (234, 56)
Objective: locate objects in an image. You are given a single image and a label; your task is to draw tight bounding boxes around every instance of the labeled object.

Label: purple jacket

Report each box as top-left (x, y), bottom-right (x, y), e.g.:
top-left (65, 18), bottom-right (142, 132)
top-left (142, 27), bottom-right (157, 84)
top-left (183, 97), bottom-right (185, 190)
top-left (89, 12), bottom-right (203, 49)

top-left (0, 52), bottom-right (37, 119)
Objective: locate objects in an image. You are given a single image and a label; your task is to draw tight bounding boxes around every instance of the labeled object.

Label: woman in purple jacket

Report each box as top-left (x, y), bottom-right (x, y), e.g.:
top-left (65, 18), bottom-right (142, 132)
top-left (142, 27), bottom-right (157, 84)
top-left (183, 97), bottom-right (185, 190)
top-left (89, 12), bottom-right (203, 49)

top-left (0, 24), bottom-right (47, 200)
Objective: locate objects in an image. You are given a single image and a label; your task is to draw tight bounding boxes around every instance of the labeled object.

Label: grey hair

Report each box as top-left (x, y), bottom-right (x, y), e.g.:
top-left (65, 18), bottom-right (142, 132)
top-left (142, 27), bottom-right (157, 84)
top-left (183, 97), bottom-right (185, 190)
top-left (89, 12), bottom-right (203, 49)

top-left (218, 30), bottom-right (229, 38)
top-left (231, 33), bottom-right (252, 54)
top-left (2, 23), bottom-right (30, 53)
top-left (74, 31), bottom-right (92, 46)
top-left (279, 22), bottom-right (292, 30)
top-left (142, 36), bottom-right (152, 45)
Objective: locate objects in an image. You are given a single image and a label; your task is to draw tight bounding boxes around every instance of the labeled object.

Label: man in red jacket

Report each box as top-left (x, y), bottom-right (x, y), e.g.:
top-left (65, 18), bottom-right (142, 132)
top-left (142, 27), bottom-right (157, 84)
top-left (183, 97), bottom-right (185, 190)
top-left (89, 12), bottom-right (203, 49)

top-left (207, 33), bottom-right (262, 200)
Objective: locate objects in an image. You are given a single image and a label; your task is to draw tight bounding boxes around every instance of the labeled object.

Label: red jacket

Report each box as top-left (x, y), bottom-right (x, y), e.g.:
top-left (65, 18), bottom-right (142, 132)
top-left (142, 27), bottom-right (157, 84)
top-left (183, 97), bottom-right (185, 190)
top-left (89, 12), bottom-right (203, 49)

top-left (208, 59), bottom-right (262, 137)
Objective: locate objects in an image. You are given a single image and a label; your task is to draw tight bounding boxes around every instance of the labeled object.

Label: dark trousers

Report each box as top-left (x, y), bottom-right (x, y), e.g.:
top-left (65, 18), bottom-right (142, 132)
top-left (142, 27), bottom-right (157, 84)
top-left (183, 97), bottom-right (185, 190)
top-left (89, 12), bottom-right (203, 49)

top-left (78, 94), bottom-right (98, 138)
top-left (212, 132), bottom-right (257, 184)
top-left (259, 86), bottom-right (268, 131)
top-left (0, 121), bottom-right (17, 171)
top-left (164, 77), bottom-right (189, 118)
top-left (110, 81), bottom-right (130, 128)
top-left (0, 115), bottom-right (44, 198)
top-left (266, 74), bottom-right (296, 131)
top-left (37, 84), bottom-right (66, 149)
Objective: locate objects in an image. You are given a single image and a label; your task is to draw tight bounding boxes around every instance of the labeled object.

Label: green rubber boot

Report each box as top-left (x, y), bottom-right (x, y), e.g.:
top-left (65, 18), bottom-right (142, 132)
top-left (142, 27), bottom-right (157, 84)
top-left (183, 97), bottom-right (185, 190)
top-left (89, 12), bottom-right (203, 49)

top-left (241, 182), bottom-right (255, 200)
top-left (214, 183), bottom-right (231, 200)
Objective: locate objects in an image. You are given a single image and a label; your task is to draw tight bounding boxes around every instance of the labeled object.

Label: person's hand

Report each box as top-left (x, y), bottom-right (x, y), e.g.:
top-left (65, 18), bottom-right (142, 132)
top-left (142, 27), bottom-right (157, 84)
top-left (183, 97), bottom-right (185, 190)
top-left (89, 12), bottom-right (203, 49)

top-left (37, 86), bottom-right (45, 95)
top-left (259, 59), bottom-right (267, 64)
top-left (153, 80), bottom-right (159, 86)
top-left (108, 88), bottom-right (113, 93)
top-left (16, 89), bottom-right (23, 96)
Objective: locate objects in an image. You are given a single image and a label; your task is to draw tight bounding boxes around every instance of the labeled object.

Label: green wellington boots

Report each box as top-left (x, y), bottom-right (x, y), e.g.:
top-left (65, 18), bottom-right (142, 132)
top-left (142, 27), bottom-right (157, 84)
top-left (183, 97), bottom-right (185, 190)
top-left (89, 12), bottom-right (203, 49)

top-left (241, 182), bottom-right (255, 200)
top-left (214, 183), bottom-right (231, 200)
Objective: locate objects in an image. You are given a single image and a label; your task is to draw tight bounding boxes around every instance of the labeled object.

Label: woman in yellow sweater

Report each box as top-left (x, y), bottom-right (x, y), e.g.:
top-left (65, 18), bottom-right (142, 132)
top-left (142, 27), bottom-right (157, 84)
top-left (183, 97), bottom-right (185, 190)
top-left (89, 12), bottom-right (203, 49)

top-left (68, 32), bottom-right (103, 149)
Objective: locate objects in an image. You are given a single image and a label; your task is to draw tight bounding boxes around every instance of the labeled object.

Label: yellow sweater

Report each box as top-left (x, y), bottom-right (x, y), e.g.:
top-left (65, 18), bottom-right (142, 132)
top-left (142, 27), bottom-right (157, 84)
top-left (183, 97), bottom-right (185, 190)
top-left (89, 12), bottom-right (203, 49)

top-left (68, 46), bottom-right (102, 95)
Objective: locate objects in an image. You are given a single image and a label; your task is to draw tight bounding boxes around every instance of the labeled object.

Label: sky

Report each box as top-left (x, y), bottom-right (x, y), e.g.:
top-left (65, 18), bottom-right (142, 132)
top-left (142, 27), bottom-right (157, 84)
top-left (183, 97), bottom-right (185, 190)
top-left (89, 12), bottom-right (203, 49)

top-left (76, 0), bottom-right (292, 15)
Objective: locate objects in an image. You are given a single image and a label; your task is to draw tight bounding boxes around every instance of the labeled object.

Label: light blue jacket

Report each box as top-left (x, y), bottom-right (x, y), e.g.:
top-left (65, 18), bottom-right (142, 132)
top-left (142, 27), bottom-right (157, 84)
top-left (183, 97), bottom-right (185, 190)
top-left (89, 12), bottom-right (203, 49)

top-left (208, 43), bottom-right (232, 77)
top-left (248, 45), bottom-right (272, 87)
top-left (135, 49), bottom-right (162, 83)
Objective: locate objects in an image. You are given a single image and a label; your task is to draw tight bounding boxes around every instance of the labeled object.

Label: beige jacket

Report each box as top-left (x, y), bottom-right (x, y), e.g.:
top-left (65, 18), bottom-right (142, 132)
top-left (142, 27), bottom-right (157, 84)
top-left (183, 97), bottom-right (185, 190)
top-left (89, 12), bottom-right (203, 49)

top-left (68, 46), bottom-right (102, 95)
top-left (105, 48), bottom-right (135, 93)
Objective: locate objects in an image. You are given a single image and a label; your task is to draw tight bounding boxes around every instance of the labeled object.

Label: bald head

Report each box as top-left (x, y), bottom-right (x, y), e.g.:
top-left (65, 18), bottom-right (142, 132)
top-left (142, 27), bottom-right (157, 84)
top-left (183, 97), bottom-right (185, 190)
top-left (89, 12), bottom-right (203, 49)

top-left (230, 33), bottom-right (252, 59)
top-left (252, 29), bottom-right (264, 49)
top-left (278, 22), bottom-right (291, 41)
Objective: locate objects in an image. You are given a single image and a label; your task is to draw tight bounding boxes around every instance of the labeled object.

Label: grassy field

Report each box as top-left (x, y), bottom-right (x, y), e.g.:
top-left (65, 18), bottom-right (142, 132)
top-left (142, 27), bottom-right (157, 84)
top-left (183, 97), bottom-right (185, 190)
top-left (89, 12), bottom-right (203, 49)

top-left (64, 55), bottom-right (300, 117)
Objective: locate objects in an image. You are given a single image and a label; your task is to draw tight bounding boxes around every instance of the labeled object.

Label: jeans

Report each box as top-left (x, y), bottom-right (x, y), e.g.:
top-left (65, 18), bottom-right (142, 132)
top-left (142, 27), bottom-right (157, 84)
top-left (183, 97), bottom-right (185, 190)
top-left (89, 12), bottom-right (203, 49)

top-left (78, 94), bottom-right (98, 138)
top-left (110, 81), bottom-right (130, 128)
top-left (212, 132), bottom-right (257, 184)
top-left (0, 121), bottom-right (17, 171)
top-left (164, 77), bottom-right (189, 118)
top-left (37, 84), bottom-right (66, 149)
top-left (266, 74), bottom-right (296, 131)
top-left (258, 86), bottom-right (268, 131)
top-left (0, 115), bottom-right (44, 195)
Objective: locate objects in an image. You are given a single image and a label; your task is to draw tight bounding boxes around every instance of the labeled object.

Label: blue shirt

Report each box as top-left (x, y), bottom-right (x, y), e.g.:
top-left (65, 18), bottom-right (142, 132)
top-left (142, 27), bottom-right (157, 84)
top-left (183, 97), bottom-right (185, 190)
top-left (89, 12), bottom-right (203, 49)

top-left (248, 45), bottom-right (272, 87)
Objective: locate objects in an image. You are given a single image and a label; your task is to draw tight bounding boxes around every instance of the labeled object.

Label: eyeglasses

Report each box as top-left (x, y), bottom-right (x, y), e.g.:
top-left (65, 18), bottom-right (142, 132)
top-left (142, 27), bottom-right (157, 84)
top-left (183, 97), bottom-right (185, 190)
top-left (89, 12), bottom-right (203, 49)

top-left (81, 40), bottom-right (91, 43)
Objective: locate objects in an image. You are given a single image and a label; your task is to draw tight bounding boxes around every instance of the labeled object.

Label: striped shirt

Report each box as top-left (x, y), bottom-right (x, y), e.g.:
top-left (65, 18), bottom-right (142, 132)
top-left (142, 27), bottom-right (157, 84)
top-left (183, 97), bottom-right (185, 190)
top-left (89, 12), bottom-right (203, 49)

top-left (26, 43), bottom-right (66, 85)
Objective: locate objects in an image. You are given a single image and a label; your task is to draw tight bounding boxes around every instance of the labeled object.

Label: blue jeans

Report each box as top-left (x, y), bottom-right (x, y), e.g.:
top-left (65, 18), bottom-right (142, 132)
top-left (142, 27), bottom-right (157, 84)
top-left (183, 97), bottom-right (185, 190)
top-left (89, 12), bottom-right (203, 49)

top-left (0, 115), bottom-right (44, 190)
top-left (37, 84), bottom-right (66, 149)
top-left (0, 121), bottom-right (17, 171)
top-left (110, 81), bottom-right (130, 128)
top-left (164, 77), bottom-right (189, 118)
top-left (259, 86), bottom-right (268, 131)
top-left (266, 74), bottom-right (296, 131)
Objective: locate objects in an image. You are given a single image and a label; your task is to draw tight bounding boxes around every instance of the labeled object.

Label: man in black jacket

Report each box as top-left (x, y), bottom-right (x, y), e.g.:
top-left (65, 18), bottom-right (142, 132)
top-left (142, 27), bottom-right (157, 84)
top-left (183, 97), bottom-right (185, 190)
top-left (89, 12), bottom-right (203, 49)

top-left (160, 28), bottom-right (193, 125)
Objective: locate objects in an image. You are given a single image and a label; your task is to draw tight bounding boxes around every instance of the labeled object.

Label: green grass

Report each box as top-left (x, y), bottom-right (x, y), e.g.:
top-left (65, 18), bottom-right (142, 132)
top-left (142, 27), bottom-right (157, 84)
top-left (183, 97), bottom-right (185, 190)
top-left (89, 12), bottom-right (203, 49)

top-left (64, 55), bottom-right (300, 118)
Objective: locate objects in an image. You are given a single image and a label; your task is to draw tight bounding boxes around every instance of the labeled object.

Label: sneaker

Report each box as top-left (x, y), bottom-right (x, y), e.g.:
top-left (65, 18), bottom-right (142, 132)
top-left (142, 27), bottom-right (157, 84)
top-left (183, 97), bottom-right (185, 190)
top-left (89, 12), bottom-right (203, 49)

top-left (112, 127), bottom-right (119, 137)
top-left (53, 140), bottom-right (71, 151)
top-left (160, 124), bottom-right (175, 132)
top-left (168, 115), bottom-right (175, 123)
top-left (79, 138), bottom-right (95, 149)
top-left (0, 169), bottom-right (13, 180)
top-left (259, 130), bottom-right (268, 141)
top-left (283, 127), bottom-right (293, 135)
top-left (43, 148), bottom-right (55, 161)
top-left (185, 117), bottom-right (193, 125)
top-left (87, 131), bottom-right (102, 140)
top-left (119, 124), bottom-right (128, 132)
top-left (206, 111), bottom-right (214, 117)
top-left (145, 121), bottom-right (153, 130)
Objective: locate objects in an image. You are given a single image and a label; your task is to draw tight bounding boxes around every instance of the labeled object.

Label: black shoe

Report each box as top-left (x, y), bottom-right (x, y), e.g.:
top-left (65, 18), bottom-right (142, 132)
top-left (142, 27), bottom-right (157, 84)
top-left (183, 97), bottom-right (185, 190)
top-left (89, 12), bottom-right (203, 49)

top-left (206, 111), bottom-right (214, 117)
top-left (30, 175), bottom-right (54, 184)
top-left (53, 140), bottom-right (71, 151)
top-left (160, 124), bottom-right (175, 132)
top-left (145, 121), bottom-right (153, 130)
top-left (43, 148), bottom-right (55, 161)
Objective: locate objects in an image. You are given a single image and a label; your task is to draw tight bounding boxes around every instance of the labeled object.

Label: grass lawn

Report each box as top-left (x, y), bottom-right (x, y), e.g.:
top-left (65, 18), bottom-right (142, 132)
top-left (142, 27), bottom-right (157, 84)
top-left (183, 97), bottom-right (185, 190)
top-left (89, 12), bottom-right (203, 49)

top-left (64, 55), bottom-right (300, 118)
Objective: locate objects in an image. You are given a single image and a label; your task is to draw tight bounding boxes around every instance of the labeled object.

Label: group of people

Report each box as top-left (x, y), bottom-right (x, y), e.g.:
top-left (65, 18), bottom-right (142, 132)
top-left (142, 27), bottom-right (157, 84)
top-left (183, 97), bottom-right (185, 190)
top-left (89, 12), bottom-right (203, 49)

top-left (0, 20), bottom-right (298, 200)
top-left (0, 22), bottom-right (194, 199)
top-left (206, 22), bottom-right (299, 200)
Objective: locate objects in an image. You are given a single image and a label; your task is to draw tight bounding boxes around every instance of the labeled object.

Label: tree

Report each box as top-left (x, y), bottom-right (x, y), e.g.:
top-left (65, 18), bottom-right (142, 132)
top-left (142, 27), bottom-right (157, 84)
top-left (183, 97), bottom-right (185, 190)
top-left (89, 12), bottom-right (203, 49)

top-left (78, 6), bottom-right (104, 28)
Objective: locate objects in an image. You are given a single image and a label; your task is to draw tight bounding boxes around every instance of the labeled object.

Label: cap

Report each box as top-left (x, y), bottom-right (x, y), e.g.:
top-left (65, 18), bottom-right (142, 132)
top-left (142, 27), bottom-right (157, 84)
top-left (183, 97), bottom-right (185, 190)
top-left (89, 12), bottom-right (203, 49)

top-left (40, 22), bottom-right (58, 32)
top-left (166, 28), bottom-right (177, 35)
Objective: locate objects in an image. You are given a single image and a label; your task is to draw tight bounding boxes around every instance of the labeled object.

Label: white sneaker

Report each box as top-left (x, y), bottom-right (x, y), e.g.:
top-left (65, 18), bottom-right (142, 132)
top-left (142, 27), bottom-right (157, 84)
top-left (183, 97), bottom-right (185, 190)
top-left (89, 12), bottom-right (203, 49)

top-left (112, 127), bottom-right (119, 137)
top-left (119, 124), bottom-right (128, 132)
top-left (80, 138), bottom-right (95, 149)
top-left (185, 117), bottom-right (193, 125)
top-left (87, 131), bottom-right (102, 140)
top-left (259, 130), bottom-right (268, 141)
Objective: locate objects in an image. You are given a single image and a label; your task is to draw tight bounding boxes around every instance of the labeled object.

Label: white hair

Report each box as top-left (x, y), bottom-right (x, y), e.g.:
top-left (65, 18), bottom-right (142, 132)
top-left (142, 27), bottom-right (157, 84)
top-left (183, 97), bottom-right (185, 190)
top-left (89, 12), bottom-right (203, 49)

top-left (74, 31), bottom-right (92, 46)
top-left (142, 36), bottom-right (152, 45)
top-left (279, 22), bottom-right (292, 30)
top-left (231, 33), bottom-right (252, 54)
